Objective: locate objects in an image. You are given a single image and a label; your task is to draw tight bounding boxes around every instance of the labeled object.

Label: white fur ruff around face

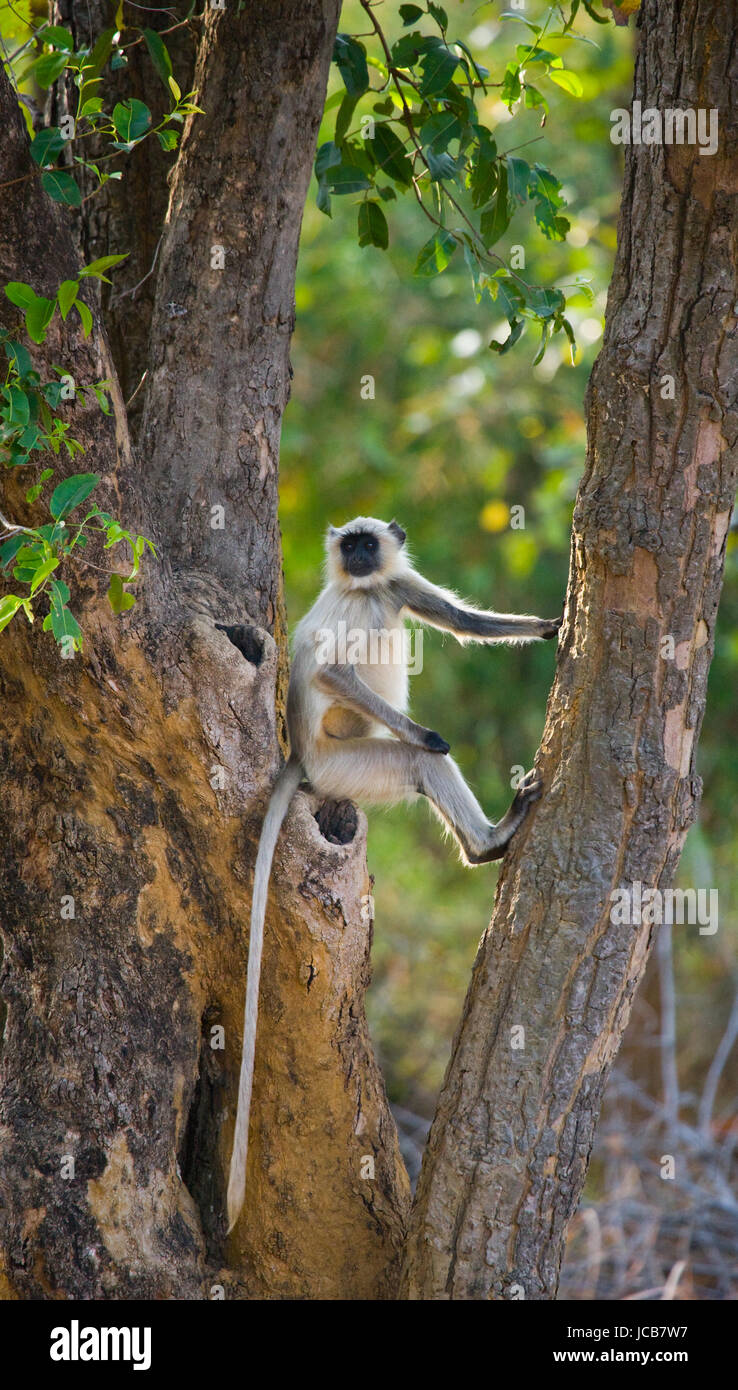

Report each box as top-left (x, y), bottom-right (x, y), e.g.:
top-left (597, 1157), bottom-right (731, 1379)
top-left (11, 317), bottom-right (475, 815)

top-left (325, 516), bottom-right (410, 590)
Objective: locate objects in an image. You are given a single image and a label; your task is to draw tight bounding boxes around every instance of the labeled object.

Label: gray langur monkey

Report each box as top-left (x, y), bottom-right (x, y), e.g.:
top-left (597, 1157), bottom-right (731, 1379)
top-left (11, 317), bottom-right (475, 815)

top-left (227, 516), bottom-right (561, 1230)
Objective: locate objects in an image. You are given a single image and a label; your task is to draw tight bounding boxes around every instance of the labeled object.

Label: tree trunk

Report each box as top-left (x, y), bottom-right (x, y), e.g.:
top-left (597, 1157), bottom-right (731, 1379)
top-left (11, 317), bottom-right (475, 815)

top-left (401, 0), bottom-right (738, 1300)
top-left (0, 2), bottom-right (409, 1302)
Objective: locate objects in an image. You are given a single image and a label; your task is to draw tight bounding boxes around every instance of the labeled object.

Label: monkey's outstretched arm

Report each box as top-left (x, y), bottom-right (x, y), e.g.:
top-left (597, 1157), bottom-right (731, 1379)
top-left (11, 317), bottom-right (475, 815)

top-left (389, 573), bottom-right (561, 643)
top-left (315, 664), bottom-right (450, 752)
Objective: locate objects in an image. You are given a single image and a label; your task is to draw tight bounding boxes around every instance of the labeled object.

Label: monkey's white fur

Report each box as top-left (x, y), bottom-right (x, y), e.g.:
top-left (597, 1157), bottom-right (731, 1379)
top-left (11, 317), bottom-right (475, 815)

top-left (226, 517), bottom-right (560, 1231)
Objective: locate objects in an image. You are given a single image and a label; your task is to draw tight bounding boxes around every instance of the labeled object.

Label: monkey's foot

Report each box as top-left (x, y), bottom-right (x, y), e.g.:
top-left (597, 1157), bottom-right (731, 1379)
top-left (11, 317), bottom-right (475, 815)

top-left (465, 768), bottom-right (543, 865)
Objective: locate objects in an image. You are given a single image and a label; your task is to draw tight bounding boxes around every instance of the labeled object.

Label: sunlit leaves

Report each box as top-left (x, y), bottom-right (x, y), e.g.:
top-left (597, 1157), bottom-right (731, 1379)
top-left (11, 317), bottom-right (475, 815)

top-left (316, 2), bottom-right (591, 363)
top-left (49, 473), bottom-right (100, 520)
top-left (415, 230), bottom-right (457, 277)
top-left (107, 572), bottom-right (136, 613)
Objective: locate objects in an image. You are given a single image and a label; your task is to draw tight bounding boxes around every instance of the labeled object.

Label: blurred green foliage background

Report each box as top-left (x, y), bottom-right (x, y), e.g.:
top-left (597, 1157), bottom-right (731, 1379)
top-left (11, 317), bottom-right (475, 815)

top-left (281, 0), bottom-right (738, 1128)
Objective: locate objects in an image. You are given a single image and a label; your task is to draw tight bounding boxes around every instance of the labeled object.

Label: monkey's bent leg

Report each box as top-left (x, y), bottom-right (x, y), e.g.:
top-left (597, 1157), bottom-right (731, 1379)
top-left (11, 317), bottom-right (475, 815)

top-left (306, 740), bottom-right (542, 865)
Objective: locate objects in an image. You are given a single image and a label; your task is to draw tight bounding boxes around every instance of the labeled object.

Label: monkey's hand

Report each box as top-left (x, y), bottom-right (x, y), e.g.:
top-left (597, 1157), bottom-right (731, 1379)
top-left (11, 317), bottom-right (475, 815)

top-left (423, 730), bottom-right (450, 754)
top-left (512, 767), bottom-right (543, 807)
top-left (541, 613), bottom-right (563, 640)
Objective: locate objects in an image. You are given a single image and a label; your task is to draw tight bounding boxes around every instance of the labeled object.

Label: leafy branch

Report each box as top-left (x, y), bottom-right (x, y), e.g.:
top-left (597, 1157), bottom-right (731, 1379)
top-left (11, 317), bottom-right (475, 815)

top-left (6, 15), bottom-right (202, 207)
top-left (314, 0), bottom-right (605, 360)
top-left (0, 261), bottom-right (156, 652)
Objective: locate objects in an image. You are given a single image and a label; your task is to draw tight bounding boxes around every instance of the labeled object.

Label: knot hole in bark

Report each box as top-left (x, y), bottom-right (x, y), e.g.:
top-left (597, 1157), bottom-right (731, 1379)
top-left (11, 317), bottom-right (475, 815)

top-left (215, 622), bottom-right (264, 666)
top-left (314, 799), bottom-right (358, 845)
top-left (179, 1003), bottom-right (227, 1256)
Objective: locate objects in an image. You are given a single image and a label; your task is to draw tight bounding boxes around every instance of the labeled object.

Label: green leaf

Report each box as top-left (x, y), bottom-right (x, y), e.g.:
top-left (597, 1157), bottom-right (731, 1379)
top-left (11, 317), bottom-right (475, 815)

top-left (480, 162), bottom-right (511, 247)
top-left (0, 535), bottom-right (27, 569)
top-left (524, 285), bottom-right (565, 319)
top-left (425, 149), bottom-right (459, 182)
top-left (548, 68), bottom-right (583, 98)
top-left (419, 111), bottom-right (461, 153)
top-left (142, 28), bottom-right (173, 91)
top-left (501, 63), bottom-right (522, 108)
top-left (112, 99), bottom-right (152, 142)
top-left (0, 595), bottom-right (25, 634)
top-left (57, 280), bottom-right (79, 320)
top-left (78, 253), bottom-right (128, 281)
top-left (468, 133), bottom-right (498, 208)
top-left (499, 11), bottom-right (542, 34)
top-left (78, 96), bottom-right (104, 119)
top-left (75, 300), bottom-right (93, 337)
top-left (370, 124), bottom-right (412, 187)
top-left (583, 0), bottom-right (611, 21)
top-left (357, 200), bottom-right (389, 249)
top-left (24, 296), bottom-right (57, 345)
top-left (49, 472), bottom-right (100, 520)
top-left (315, 141), bottom-right (342, 178)
top-left (490, 317), bottom-right (525, 354)
top-left (5, 384), bottom-right (30, 425)
top-left (47, 579), bottom-right (82, 648)
top-left (399, 4), bottom-right (423, 22)
top-left (335, 92), bottom-right (358, 147)
top-left (30, 126), bottom-right (67, 167)
top-left (333, 35), bottom-right (370, 97)
top-left (4, 282), bottom-right (36, 310)
top-left (40, 24), bottom-right (75, 50)
top-left (32, 50), bottom-right (69, 88)
top-left (507, 156), bottom-right (530, 203)
top-left (528, 164), bottom-right (569, 240)
top-left (4, 338), bottom-right (32, 375)
top-left (83, 27), bottom-right (116, 81)
top-left (414, 229), bottom-right (457, 277)
top-left (107, 572), bottom-right (136, 613)
top-left (156, 129), bottom-right (179, 152)
top-left (418, 46), bottom-right (459, 97)
top-left (41, 169), bottom-right (82, 206)
top-left (30, 553), bottom-right (60, 594)
top-left (427, 3), bottom-right (448, 31)
top-left (326, 163), bottom-right (371, 194)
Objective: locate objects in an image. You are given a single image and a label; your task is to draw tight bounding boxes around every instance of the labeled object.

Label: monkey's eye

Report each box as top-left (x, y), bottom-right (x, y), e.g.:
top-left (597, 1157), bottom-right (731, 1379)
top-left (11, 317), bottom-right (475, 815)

top-left (365, 537), bottom-right (378, 552)
top-left (342, 537), bottom-right (356, 552)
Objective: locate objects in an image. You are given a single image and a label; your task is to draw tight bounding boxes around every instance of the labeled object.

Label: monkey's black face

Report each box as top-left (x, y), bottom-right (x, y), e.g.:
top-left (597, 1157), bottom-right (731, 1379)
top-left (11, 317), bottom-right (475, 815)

top-left (340, 531), bottom-right (381, 578)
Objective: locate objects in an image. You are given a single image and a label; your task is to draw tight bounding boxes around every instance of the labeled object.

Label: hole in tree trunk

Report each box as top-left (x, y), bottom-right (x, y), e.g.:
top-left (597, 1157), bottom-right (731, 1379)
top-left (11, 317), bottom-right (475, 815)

top-left (215, 623), bottom-right (264, 666)
top-left (179, 1004), bottom-right (227, 1255)
top-left (314, 799), bottom-right (358, 846)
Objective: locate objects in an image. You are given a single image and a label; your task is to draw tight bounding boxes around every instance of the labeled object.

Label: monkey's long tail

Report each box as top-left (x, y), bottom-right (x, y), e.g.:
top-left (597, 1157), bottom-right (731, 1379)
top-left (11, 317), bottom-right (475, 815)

top-left (227, 755), bottom-right (303, 1233)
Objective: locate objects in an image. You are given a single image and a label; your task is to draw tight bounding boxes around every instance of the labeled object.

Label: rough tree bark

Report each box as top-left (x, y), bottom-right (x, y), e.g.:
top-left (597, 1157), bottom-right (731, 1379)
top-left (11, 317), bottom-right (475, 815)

top-left (0, 3), bottom-right (409, 1301)
top-left (401, 0), bottom-right (738, 1299)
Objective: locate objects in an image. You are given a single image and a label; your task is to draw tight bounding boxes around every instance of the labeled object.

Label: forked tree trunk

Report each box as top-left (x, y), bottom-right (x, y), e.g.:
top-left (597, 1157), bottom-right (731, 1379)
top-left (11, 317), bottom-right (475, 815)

top-left (401, 0), bottom-right (738, 1299)
top-left (1, 0), bottom-right (736, 1304)
top-left (0, 3), bottom-right (409, 1302)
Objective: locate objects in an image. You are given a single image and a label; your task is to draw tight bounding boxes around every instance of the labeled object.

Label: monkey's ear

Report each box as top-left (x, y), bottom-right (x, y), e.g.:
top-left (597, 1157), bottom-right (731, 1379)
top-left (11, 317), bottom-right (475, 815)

top-left (327, 525), bottom-right (339, 538)
top-left (388, 520), bottom-right (406, 547)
